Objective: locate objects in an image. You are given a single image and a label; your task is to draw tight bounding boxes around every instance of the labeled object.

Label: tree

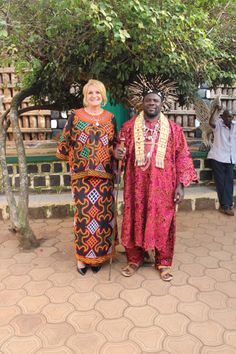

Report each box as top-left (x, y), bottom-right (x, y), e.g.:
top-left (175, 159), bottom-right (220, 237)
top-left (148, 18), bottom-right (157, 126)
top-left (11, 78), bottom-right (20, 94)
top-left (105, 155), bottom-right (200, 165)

top-left (0, 0), bottom-right (235, 248)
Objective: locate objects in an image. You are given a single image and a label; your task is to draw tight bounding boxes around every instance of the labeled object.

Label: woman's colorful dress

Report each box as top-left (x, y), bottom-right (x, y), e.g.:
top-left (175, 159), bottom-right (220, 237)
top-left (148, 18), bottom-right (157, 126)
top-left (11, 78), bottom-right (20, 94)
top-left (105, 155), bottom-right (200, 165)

top-left (56, 108), bottom-right (117, 265)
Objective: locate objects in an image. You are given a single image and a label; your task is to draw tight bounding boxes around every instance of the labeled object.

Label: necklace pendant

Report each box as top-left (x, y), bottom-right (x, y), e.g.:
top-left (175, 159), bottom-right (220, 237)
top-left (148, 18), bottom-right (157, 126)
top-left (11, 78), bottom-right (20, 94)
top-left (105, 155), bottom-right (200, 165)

top-left (147, 136), bottom-right (152, 141)
top-left (96, 121), bottom-right (99, 126)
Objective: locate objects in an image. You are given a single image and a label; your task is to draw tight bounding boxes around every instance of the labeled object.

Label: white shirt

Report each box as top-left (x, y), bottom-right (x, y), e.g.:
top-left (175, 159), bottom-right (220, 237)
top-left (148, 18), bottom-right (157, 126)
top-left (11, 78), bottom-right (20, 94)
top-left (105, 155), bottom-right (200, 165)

top-left (207, 119), bottom-right (236, 164)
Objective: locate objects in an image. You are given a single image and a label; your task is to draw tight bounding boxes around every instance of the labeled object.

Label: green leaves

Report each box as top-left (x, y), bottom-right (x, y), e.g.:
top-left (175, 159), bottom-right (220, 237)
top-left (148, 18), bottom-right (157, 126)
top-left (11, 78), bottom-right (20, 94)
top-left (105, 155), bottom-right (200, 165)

top-left (0, 0), bottom-right (235, 107)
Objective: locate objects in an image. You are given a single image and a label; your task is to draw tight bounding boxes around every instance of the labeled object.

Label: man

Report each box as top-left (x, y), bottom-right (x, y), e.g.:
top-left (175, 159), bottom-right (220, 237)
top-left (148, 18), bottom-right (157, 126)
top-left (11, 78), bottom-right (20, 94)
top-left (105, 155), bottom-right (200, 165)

top-left (115, 79), bottom-right (197, 281)
top-left (208, 109), bottom-right (236, 216)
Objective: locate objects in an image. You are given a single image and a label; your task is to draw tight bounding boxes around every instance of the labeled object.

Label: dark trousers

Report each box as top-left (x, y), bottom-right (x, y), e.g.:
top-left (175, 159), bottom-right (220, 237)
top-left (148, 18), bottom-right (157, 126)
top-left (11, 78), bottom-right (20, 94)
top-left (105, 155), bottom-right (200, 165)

top-left (211, 159), bottom-right (234, 208)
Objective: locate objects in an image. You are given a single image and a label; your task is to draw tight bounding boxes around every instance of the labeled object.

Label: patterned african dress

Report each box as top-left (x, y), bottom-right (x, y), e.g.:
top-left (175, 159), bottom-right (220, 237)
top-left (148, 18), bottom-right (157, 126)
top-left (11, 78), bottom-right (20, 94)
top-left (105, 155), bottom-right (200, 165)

top-left (56, 108), bottom-right (117, 265)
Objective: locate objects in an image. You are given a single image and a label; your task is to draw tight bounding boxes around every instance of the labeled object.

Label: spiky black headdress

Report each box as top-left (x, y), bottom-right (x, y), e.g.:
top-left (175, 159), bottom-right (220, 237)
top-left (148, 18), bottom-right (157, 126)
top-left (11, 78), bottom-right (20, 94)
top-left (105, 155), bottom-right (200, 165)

top-left (127, 75), bottom-right (178, 111)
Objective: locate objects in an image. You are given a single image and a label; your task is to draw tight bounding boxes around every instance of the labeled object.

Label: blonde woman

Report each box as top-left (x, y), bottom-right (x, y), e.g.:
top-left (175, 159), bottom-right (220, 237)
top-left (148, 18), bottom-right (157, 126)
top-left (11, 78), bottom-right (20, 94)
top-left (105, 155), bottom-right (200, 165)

top-left (57, 80), bottom-right (117, 275)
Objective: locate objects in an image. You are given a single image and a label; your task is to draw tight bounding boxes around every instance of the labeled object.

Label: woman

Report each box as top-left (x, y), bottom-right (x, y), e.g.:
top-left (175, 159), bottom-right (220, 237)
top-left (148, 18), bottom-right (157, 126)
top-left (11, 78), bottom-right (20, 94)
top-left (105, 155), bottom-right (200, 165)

top-left (56, 79), bottom-right (117, 275)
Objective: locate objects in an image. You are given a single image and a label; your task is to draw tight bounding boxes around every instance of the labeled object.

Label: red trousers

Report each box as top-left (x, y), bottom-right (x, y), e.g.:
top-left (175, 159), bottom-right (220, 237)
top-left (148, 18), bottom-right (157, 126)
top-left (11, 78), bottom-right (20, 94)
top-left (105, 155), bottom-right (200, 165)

top-left (125, 246), bottom-right (173, 267)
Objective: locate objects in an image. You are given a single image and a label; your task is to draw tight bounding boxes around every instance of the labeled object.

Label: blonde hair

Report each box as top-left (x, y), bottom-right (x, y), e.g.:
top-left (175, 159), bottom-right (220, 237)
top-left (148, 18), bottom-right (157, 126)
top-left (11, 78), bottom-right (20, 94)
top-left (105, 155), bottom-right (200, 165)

top-left (83, 79), bottom-right (108, 106)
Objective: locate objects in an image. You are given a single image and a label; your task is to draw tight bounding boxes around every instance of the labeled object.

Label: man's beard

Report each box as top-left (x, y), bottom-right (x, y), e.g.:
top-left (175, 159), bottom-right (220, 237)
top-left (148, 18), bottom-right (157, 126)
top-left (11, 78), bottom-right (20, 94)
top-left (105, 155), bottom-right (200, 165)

top-left (144, 109), bottom-right (161, 119)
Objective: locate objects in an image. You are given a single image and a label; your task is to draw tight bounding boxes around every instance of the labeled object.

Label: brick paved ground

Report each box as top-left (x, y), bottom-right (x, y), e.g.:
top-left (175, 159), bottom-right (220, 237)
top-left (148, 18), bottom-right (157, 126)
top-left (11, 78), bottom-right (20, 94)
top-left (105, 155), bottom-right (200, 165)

top-left (0, 211), bottom-right (236, 354)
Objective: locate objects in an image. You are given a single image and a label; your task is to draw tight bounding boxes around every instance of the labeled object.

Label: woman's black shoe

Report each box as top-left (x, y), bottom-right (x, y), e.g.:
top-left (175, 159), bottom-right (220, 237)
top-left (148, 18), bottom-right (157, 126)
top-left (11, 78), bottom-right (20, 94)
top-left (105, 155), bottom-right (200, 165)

top-left (91, 265), bottom-right (102, 273)
top-left (77, 266), bottom-right (88, 276)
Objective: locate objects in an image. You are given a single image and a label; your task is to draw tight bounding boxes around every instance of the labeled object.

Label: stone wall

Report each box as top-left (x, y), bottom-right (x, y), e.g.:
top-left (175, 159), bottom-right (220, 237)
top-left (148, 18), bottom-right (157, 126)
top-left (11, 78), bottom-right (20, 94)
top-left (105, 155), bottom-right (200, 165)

top-left (1, 153), bottom-right (236, 193)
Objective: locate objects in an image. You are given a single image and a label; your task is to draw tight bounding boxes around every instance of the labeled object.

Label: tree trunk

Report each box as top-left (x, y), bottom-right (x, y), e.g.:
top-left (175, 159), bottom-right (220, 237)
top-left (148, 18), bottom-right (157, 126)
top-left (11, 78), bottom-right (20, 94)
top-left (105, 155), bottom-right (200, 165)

top-left (0, 102), bottom-right (20, 231)
top-left (8, 87), bottom-right (40, 248)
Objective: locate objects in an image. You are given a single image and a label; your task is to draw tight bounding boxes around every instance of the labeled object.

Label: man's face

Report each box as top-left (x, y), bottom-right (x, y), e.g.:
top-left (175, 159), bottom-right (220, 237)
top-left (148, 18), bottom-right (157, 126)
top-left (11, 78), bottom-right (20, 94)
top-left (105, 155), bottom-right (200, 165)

top-left (143, 93), bottom-right (163, 118)
top-left (222, 112), bottom-right (233, 127)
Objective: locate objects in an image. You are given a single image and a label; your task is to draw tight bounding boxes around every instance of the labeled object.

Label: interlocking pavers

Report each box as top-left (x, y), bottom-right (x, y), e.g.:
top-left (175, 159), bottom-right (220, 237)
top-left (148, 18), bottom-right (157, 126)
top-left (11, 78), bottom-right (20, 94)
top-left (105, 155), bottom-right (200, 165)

top-left (163, 334), bottom-right (202, 354)
top-left (67, 310), bottom-right (103, 333)
top-left (100, 340), bottom-right (141, 354)
top-left (0, 211), bottom-right (235, 353)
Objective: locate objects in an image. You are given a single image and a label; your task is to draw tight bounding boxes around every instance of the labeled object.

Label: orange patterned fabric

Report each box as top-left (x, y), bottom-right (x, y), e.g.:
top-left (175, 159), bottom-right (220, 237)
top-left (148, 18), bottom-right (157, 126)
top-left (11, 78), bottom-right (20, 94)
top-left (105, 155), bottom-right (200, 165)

top-left (57, 108), bottom-right (117, 265)
top-left (56, 108), bottom-right (116, 180)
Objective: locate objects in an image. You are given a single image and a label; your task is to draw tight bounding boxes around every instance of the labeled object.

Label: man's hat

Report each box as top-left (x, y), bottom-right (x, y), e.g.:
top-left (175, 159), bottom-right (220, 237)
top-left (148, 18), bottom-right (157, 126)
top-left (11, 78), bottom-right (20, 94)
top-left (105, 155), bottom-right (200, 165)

top-left (127, 75), bottom-right (177, 111)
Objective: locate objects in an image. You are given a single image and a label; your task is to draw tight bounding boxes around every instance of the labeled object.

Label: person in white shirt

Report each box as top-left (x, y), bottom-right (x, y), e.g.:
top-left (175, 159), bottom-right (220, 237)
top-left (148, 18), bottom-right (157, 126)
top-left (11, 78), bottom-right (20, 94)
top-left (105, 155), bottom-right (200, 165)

top-left (208, 109), bottom-right (236, 216)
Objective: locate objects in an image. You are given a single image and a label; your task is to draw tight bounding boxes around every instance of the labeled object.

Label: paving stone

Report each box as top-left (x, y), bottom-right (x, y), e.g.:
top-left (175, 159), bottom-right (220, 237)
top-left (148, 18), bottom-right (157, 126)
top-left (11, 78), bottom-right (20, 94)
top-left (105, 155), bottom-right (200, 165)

top-left (71, 277), bottom-right (98, 293)
top-left (0, 247), bottom-right (18, 259)
top-left (198, 290), bottom-right (228, 310)
top-left (1, 335), bottom-right (42, 354)
top-left (228, 298), bottom-right (236, 309)
top-left (51, 260), bottom-right (74, 272)
top-left (94, 283), bottom-right (124, 299)
top-left (204, 242), bottom-right (223, 251)
top-left (95, 299), bottom-right (128, 319)
top-left (142, 280), bottom-right (170, 296)
top-left (0, 289), bottom-right (26, 306)
top-left (100, 340), bottom-right (142, 354)
top-left (195, 255), bottom-right (219, 268)
top-left (155, 313), bottom-right (189, 336)
top-left (8, 263), bottom-right (34, 275)
top-left (0, 259), bottom-right (16, 269)
top-left (0, 306), bottom-right (21, 326)
top-left (201, 345), bottom-right (236, 354)
top-left (29, 267), bottom-right (55, 281)
top-left (170, 270), bottom-right (189, 285)
top-left (36, 347), bottom-right (73, 354)
top-left (37, 322), bottom-right (75, 347)
top-left (24, 280), bottom-right (52, 296)
top-left (209, 308), bottom-right (236, 330)
top-left (120, 288), bottom-right (150, 306)
top-left (209, 250), bottom-right (232, 261)
top-left (220, 260), bottom-right (236, 272)
top-left (187, 246), bottom-right (209, 256)
top-left (188, 275), bottom-right (216, 291)
top-left (45, 286), bottom-right (75, 303)
top-left (124, 306), bottom-right (158, 327)
top-left (179, 263), bottom-right (205, 276)
top-left (174, 252), bottom-right (196, 264)
top-left (224, 331), bottom-right (236, 348)
top-left (215, 280), bottom-right (236, 297)
top-left (13, 252), bottom-right (37, 263)
top-left (31, 256), bottom-right (56, 268)
top-left (70, 292), bottom-right (100, 311)
top-left (18, 295), bottom-right (49, 314)
top-left (116, 273), bottom-right (145, 289)
top-left (2, 240), bottom-right (20, 248)
top-left (169, 285), bottom-right (198, 302)
top-left (0, 325), bottom-right (14, 346)
top-left (35, 246), bottom-right (57, 258)
top-left (223, 245), bottom-right (236, 255)
top-left (48, 272), bottom-right (76, 286)
top-left (205, 268), bottom-right (231, 282)
top-left (129, 326), bottom-right (165, 352)
top-left (148, 295), bottom-right (179, 314)
top-left (11, 313), bottom-right (46, 336)
top-left (42, 303), bottom-right (74, 323)
top-left (0, 269), bottom-right (10, 281)
top-left (67, 332), bottom-right (106, 354)
top-left (178, 301), bottom-right (209, 321)
top-left (163, 334), bottom-right (202, 354)
top-left (97, 318), bottom-right (133, 342)
top-left (67, 310), bottom-right (103, 333)
top-left (2, 275), bottom-right (31, 289)
top-left (188, 320), bottom-right (224, 345)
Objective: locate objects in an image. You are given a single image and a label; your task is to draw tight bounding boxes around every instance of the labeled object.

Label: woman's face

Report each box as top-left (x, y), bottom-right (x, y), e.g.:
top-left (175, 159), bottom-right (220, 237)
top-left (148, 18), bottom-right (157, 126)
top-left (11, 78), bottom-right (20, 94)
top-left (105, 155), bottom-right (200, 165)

top-left (86, 84), bottom-right (103, 108)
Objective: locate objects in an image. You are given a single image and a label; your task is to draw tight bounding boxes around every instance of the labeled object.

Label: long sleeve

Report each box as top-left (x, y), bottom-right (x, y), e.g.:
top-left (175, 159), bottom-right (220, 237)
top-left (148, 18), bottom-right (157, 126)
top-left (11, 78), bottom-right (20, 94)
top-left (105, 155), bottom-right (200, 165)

top-left (175, 128), bottom-right (198, 186)
top-left (56, 114), bottom-right (74, 161)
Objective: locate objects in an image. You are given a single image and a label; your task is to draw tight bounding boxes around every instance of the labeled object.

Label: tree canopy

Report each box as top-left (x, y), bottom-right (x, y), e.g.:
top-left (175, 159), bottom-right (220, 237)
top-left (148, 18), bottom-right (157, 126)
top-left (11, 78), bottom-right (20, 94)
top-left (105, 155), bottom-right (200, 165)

top-left (0, 0), bottom-right (235, 107)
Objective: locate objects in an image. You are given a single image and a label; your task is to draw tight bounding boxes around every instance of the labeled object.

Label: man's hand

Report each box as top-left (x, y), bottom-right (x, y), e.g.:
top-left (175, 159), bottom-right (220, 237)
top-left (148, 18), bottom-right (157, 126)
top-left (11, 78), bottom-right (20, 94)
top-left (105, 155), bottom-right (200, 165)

top-left (174, 183), bottom-right (184, 204)
top-left (114, 146), bottom-right (126, 160)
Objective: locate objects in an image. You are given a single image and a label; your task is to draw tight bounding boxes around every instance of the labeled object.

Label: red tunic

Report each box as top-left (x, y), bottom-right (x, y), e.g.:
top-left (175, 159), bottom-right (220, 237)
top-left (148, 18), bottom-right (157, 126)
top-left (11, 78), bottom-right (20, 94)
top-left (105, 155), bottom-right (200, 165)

top-left (119, 116), bottom-right (197, 263)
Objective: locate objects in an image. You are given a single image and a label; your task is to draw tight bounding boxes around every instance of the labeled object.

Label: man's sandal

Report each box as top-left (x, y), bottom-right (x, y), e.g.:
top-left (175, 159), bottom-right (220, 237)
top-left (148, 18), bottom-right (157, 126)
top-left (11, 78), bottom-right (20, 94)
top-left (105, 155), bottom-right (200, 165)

top-left (158, 266), bottom-right (173, 282)
top-left (121, 263), bottom-right (139, 277)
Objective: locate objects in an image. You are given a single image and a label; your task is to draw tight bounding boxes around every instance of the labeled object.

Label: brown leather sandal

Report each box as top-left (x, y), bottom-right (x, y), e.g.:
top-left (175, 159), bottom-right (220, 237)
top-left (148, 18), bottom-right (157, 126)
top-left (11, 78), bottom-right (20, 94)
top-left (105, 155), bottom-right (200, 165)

top-left (158, 266), bottom-right (173, 282)
top-left (121, 263), bottom-right (139, 277)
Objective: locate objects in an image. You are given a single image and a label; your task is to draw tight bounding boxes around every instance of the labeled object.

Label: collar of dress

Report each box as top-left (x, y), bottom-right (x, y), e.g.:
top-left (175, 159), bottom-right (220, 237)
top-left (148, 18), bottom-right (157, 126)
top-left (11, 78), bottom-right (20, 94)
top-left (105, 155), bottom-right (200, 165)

top-left (134, 111), bottom-right (169, 169)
